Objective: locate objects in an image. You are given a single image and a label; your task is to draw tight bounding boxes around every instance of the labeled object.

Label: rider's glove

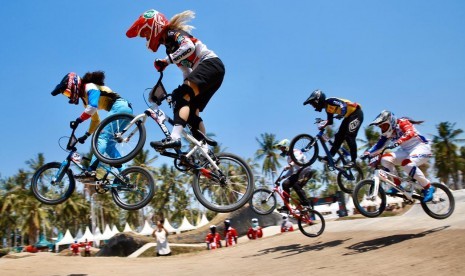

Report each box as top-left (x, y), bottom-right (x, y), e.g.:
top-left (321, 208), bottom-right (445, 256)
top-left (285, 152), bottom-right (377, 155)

top-left (78, 132), bottom-right (91, 144)
top-left (361, 151), bottom-right (371, 160)
top-left (70, 118), bottom-right (83, 130)
top-left (318, 121), bottom-right (328, 130)
top-left (335, 114), bottom-right (344, 120)
top-left (386, 142), bottom-right (399, 149)
top-left (154, 59), bottom-right (169, 72)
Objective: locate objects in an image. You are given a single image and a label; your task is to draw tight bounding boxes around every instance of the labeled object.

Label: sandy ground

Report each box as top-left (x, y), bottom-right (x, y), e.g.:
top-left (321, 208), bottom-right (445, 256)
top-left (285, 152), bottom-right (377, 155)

top-left (2, 190), bottom-right (464, 276)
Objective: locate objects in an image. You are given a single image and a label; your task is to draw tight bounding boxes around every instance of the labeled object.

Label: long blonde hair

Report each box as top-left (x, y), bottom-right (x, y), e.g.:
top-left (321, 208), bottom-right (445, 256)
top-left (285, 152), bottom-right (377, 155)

top-left (167, 10), bottom-right (195, 33)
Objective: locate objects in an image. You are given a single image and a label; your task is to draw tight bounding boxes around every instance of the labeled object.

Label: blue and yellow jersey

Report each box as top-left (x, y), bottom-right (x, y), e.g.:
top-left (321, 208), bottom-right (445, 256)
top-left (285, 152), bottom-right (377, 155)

top-left (325, 97), bottom-right (361, 117)
top-left (79, 83), bottom-right (121, 133)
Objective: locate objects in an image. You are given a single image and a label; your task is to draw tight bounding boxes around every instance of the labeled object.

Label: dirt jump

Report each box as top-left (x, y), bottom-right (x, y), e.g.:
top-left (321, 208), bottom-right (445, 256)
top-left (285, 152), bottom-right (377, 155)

top-left (1, 190), bottom-right (464, 276)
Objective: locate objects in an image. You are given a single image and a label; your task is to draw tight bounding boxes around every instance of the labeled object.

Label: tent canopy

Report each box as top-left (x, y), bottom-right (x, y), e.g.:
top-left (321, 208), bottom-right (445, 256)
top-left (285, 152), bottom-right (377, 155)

top-left (138, 220), bottom-right (154, 236)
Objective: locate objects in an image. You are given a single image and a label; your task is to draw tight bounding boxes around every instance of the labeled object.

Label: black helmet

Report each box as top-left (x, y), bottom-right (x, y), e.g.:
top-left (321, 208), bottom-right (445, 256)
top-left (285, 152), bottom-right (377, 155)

top-left (304, 89), bottom-right (326, 112)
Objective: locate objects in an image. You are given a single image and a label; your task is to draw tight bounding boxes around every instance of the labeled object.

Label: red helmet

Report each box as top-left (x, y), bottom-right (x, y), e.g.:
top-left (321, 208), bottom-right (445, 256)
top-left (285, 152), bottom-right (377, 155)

top-left (51, 72), bottom-right (82, 105)
top-left (126, 9), bottom-right (169, 52)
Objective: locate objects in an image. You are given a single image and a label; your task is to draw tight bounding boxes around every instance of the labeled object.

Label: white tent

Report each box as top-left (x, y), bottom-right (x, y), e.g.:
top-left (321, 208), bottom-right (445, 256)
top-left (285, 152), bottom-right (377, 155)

top-left (93, 227), bottom-right (103, 240)
top-left (196, 213), bottom-right (209, 228)
top-left (111, 225), bottom-right (120, 236)
top-left (101, 224), bottom-right (115, 240)
top-left (178, 216), bottom-right (196, 232)
top-left (78, 226), bottom-right (94, 243)
top-left (123, 222), bottom-right (134, 232)
top-left (74, 228), bottom-right (83, 241)
top-left (138, 220), bottom-right (154, 236)
top-left (55, 229), bottom-right (75, 252)
top-left (163, 218), bottom-right (177, 234)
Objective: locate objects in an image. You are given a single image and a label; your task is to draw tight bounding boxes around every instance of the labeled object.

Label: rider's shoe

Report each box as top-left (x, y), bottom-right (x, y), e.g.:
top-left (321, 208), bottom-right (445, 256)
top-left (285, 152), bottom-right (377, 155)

top-left (386, 186), bottom-right (399, 195)
top-left (74, 170), bottom-right (96, 182)
top-left (150, 138), bottom-right (181, 149)
top-left (277, 205), bottom-right (289, 213)
top-left (422, 186), bottom-right (435, 202)
top-left (318, 156), bottom-right (329, 163)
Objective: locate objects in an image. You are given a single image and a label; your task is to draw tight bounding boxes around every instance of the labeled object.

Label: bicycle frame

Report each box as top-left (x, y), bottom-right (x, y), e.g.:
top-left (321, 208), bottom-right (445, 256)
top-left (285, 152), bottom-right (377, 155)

top-left (54, 128), bottom-right (131, 188)
top-left (272, 171), bottom-right (313, 221)
top-left (364, 149), bottom-right (425, 203)
top-left (313, 121), bottom-right (355, 180)
top-left (115, 74), bottom-right (222, 174)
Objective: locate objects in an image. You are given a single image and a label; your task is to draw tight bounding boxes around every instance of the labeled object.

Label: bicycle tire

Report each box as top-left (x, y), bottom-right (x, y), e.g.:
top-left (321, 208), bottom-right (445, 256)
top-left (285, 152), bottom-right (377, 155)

top-left (192, 152), bottom-right (254, 213)
top-left (336, 162), bottom-right (364, 194)
top-left (289, 134), bottom-right (319, 166)
top-left (249, 188), bottom-right (277, 215)
top-left (420, 182), bottom-right (455, 219)
top-left (111, 166), bottom-right (155, 210)
top-left (91, 113), bottom-right (146, 165)
top-left (30, 162), bottom-right (75, 205)
top-left (352, 179), bottom-right (387, 218)
top-left (298, 209), bottom-right (325, 237)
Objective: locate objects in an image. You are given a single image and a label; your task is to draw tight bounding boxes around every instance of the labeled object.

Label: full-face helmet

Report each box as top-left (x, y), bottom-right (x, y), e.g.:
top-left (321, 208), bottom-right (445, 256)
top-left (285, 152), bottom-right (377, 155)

top-left (370, 110), bottom-right (397, 137)
top-left (51, 72), bottom-right (82, 105)
top-left (126, 9), bottom-right (169, 52)
top-left (303, 89), bottom-right (326, 112)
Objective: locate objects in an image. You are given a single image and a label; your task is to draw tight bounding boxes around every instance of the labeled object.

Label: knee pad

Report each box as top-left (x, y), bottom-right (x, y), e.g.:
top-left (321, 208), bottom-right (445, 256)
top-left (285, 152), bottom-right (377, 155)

top-left (172, 84), bottom-right (195, 112)
top-left (173, 112), bottom-right (187, 127)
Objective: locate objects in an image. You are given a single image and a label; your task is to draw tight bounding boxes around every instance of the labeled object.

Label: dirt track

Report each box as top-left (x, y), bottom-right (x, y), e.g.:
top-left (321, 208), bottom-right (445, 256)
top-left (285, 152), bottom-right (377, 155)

top-left (1, 190), bottom-right (464, 276)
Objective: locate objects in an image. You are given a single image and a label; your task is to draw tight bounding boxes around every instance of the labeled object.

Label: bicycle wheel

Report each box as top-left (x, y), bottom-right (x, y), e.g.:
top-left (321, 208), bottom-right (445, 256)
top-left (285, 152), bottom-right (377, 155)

top-left (111, 166), bottom-right (155, 211)
top-left (249, 188), bottom-right (277, 215)
top-left (352, 179), bottom-right (387, 218)
top-left (31, 162), bottom-right (75, 205)
top-left (91, 113), bottom-right (146, 165)
top-left (289, 134), bottom-right (319, 166)
top-left (298, 209), bottom-right (325, 237)
top-left (192, 153), bottom-right (254, 213)
top-left (420, 182), bottom-right (455, 219)
top-left (336, 162), bottom-right (364, 194)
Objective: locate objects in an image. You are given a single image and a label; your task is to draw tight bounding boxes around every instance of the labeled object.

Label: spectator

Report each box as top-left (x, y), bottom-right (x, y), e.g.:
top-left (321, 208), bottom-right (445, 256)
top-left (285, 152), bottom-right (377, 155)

top-left (70, 240), bottom-right (80, 256)
top-left (152, 219), bottom-right (171, 256)
top-left (205, 225), bottom-right (222, 250)
top-left (281, 215), bottom-right (294, 233)
top-left (224, 219), bottom-right (238, 247)
top-left (84, 239), bottom-right (91, 257)
top-left (247, 218), bottom-right (263, 240)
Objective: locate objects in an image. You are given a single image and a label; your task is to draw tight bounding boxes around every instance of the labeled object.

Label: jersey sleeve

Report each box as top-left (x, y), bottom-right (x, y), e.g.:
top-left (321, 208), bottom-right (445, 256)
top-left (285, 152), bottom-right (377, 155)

top-left (396, 119), bottom-right (417, 145)
top-left (79, 84), bottom-right (100, 121)
top-left (167, 32), bottom-right (195, 65)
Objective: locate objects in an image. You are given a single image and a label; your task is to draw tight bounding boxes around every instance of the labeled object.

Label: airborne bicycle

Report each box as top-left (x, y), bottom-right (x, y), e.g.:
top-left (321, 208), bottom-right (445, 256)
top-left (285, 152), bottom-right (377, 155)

top-left (288, 118), bottom-right (363, 194)
top-left (249, 169), bottom-right (325, 237)
top-left (31, 126), bottom-right (155, 211)
top-left (90, 72), bottom-right (254, 213)
top-left (352, 146), bottom-right (455, 219)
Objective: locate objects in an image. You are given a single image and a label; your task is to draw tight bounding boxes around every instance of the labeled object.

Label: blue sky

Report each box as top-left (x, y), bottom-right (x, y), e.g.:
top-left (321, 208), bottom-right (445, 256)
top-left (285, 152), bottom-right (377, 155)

top-left (1, 0), bottom-right (464, 178)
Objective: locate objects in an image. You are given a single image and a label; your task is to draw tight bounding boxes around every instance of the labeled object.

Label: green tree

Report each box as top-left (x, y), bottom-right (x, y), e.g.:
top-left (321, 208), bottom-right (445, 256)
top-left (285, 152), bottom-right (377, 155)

top-left (432, 122), bottom-right (465, 189)
top-left (254, 133), bottom-right (281, 183)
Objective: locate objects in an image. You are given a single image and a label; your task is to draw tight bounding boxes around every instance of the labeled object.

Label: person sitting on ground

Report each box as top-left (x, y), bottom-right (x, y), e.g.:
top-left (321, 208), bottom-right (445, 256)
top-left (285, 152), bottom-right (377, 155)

top-left (223, 219), bottom-right (238, 247)
top-left (152, 219), bottom-right (171, 256)
top-left (280, 214), bottom-right (294, 233)
top-left (247, 218), bottom-right (263, 240)
top-left (205, 225), bottom-right (222, 250)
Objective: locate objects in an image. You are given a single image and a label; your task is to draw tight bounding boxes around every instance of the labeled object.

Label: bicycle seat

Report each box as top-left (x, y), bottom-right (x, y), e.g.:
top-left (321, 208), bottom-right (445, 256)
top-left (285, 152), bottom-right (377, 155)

top-left (196, 130), bottom-right (218, 146)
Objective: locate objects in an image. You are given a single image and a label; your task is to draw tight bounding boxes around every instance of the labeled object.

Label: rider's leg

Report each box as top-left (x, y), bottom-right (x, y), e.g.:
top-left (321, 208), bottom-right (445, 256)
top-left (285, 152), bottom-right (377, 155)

top-left (381, 151), bottom-right (406, 194)
top-left (401, 143), bottom-right (434, 202)
top-left (150, 83), bottom-right (195, 148)
top-left (293, 167), bottom-right (316, 207)
top-left (331, 109), bottom-right (363, 165)
top-left (88, 99), bottom-right (133, 171)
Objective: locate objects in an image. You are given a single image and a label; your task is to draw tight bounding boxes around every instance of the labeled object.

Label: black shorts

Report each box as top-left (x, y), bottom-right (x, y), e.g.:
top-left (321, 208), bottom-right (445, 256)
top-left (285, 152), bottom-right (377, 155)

top-left (187, 57), bottom-right (225, 112)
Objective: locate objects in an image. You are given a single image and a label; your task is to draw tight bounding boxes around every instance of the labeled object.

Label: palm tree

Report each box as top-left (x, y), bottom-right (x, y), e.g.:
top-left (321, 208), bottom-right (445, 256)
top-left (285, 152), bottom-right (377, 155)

top-left (255, 133), bottom-right (281, 183)
top-left (431, 122), bottom-right (465, 189)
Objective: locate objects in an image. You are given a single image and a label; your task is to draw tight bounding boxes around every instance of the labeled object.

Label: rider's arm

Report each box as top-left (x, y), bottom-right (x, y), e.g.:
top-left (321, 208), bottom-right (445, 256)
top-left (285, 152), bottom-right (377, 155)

top-left (395, 118), bottom-right (418, 145)
top-left (164, 31), bottom-right (195, 66)
top-left (78, 84), bottom-right (100, 122)
top-left (368, 136), bottom-right (388, 154)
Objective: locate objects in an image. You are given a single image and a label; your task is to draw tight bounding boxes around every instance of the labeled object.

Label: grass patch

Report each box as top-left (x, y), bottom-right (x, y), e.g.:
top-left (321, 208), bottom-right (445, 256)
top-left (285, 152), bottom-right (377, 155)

top-left (138, 245), bottom-right (205, 257)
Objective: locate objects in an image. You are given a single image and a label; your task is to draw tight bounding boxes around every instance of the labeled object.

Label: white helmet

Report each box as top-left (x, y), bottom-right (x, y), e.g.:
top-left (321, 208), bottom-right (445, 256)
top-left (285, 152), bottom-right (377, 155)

top-left (370, 110), bottom-right (397, 137)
